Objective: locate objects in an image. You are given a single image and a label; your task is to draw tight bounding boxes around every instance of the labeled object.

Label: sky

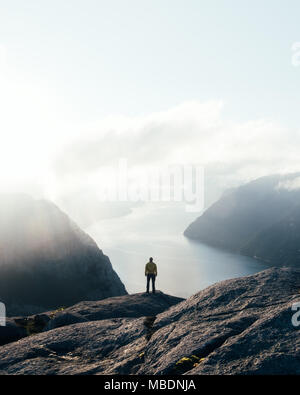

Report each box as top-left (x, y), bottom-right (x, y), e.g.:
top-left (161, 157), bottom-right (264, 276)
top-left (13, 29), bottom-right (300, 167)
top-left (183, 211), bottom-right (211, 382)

top-left (0, 0), bottom-right (300, 223)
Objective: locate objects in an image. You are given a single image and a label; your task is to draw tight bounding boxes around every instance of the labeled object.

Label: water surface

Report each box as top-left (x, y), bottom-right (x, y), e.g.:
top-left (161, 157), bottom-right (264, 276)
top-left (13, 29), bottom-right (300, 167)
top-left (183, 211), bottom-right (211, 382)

top-left (87, 204), bottom-right (271, 298)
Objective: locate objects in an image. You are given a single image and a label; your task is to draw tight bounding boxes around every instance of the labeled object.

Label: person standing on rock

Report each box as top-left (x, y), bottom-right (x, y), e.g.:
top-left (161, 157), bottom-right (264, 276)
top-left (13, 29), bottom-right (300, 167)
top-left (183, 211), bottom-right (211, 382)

top-left (145, 257), bottom-right (157, 294)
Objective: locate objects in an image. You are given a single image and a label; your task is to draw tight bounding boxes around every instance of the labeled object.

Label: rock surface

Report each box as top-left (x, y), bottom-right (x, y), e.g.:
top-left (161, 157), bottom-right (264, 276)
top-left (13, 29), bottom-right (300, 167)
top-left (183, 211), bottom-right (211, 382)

top-left (139, 267), bottom-right (300, 375)
top-left (42, 292), bottom-right (184, 332)
top-left (0, 194), bottom-right (127, 316)
top-left (0, 292), bottom-right (183, 346)
top-left (0, 268), bottom-right (299, 375)
top-left (53, 292), bottom-right (184, 323)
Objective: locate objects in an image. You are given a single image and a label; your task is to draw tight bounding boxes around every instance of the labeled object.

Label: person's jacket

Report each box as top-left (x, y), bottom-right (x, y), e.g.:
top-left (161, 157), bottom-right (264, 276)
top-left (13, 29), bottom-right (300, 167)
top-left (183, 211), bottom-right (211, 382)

top-left (145, 262), bottom-right (157, 276)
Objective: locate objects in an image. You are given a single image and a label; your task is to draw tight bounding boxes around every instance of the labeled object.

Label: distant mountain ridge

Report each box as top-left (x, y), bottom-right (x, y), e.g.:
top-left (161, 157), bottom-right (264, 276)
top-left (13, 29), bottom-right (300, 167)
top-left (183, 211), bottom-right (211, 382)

top-left (184, 173), bottom-right (300, 266)
top-left (0, 194), bottom-right (127, 315)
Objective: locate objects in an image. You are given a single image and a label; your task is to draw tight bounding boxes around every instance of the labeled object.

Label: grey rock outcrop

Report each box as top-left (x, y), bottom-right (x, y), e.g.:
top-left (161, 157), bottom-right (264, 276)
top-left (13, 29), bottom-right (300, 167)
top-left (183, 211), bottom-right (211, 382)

top-left (0, 292), bottom-right (183, 346)
top-left (55, 292), bottom-right (184, 322)
top-left (43, 292), bottom-right (183, 332)
top-left (139, 267), bottom-right (300, 375)
top-left (0, 268), bottom-right (299, 375)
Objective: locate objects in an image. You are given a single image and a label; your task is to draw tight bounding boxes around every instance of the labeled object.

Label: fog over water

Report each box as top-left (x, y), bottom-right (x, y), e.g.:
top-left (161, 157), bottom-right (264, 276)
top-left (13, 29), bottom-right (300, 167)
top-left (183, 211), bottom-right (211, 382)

top-left (86, 203), bottom-right (271, 298)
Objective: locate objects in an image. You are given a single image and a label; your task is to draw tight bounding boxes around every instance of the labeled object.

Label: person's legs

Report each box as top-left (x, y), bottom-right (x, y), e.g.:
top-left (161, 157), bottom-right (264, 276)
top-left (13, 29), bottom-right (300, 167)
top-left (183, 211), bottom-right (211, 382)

top-left (146, 275), bottom-right (150, 293)
top-left (152, 274), bottom-right (156, 294)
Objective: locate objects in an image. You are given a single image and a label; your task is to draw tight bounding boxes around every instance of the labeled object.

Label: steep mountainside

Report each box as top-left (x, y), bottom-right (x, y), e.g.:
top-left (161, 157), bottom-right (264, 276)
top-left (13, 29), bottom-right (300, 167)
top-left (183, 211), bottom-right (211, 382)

top-left (0, 194), bottom-right (127, 315)
top-left (241, 203), bottom-right (300, 265)
top-left (0, 268), bottom-right (299, 375)
top-left (184, 173), bottom-right (300, 265)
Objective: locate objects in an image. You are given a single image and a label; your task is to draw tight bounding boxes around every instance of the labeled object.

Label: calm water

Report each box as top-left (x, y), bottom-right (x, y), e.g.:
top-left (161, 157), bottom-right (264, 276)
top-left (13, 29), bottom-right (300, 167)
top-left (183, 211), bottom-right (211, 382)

top-left (86, 203), bottom-right (271, 298)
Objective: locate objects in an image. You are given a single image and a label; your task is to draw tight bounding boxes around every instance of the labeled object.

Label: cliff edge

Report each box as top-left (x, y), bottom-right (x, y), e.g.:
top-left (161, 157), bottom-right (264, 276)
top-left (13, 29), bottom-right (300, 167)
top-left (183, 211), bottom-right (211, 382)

top-left (0, 267), bottom-right (299, 375)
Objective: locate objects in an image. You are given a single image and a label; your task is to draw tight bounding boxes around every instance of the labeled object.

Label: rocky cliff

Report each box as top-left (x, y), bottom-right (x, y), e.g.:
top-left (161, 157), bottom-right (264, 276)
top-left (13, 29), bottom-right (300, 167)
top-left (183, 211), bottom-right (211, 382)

top-left (0, 267), bottom-right (299, 375)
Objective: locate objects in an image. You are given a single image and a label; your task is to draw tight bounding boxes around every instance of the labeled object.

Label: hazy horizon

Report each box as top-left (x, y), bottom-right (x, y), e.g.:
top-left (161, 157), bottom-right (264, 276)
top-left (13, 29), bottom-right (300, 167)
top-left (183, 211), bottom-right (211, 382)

top-left (1, 1), bottom-right (300, 226)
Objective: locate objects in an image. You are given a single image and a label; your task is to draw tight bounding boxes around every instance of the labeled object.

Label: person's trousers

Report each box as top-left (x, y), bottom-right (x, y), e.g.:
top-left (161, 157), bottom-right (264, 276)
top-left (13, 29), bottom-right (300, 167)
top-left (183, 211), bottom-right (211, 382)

top-left (146, 274), bottom-right (156, 293)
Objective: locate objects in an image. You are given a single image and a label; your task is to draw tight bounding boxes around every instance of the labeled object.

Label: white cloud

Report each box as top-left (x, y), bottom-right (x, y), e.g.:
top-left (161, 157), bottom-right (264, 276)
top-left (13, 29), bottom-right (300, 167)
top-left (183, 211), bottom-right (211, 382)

top-left (40, 99), bottom-right (300, 223)
top-left (1, 90), bottom-right (299, 222)
top-left (53, 100), bottom-right (300, 183)
top-left (277, 176), bottom-right (300, 191)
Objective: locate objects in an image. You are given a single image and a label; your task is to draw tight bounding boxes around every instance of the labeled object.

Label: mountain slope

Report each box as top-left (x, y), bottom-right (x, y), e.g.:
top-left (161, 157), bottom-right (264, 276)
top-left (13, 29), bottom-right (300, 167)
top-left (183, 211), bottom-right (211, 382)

top-left (184, 173), bottom-right (300, 265)
top-left (0, 194), bottom-right (127, 315)
top-left (241, 203), bottom-right (300, 265)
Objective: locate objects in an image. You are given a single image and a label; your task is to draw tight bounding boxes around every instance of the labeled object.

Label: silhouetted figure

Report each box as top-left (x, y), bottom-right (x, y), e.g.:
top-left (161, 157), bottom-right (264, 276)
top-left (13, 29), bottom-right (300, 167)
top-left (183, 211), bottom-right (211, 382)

top-left (145, 257), bottom-right (157, 294)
